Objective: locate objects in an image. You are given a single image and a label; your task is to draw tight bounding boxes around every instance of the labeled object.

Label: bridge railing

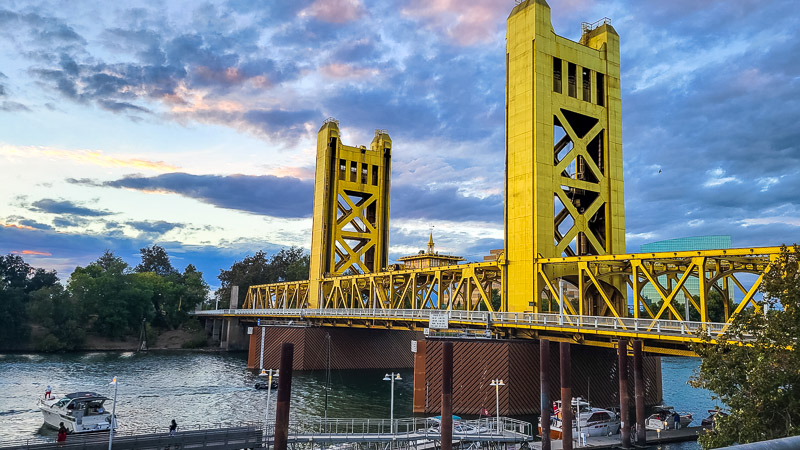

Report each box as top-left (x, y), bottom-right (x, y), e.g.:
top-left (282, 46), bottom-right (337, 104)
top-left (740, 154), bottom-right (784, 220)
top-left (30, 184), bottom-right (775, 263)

top-left (194, 307), bottom-right (735, 339)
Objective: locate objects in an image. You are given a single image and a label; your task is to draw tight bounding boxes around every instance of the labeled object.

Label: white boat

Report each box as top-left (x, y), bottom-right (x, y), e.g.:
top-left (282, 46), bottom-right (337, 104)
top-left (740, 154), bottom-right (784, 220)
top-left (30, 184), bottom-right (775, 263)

top-left (538, 397), bottom-right (620, 439)
top-left (38, 391), bottom-right (115, 433)
top-left (645, 405), bottom-right (692, 430)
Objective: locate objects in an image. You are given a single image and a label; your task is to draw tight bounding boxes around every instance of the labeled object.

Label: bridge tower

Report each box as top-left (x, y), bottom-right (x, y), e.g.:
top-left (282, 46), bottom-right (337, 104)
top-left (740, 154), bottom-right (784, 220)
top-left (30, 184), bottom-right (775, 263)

top-left (505, 0), bottom-right (627, 313)
top-left (308, 119), bottom-right (392, 307)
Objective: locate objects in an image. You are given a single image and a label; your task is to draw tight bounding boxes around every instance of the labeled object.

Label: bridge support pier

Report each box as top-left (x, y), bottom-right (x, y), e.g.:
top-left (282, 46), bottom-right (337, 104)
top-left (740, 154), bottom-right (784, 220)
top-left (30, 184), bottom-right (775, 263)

top-left (560, 342), bottom-right (572, 450)
top-left (618, 339), bottom-right (631, 448)
top-left (248, 326), bottom-right (422, 370)
top-left (413, 339), bottom-right (662, 416)
top-left (540, 339), bottom-right (551, 450)
top-left (633, 340), bottom-right (647, 446)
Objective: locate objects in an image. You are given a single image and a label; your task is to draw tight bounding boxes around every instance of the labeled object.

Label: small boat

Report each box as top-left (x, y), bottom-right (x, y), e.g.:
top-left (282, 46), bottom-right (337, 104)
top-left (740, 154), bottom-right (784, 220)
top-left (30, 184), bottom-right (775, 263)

top-left (538, 397), bottom-right (620, 439)
top-left (701, 409), bottom-right (727, 427)
top-left (646, 405), bottom-right (692, 430)
top-left (38, 392), bottom-right (115, 433)
top-left (254, 380), bottom-right (278, 390)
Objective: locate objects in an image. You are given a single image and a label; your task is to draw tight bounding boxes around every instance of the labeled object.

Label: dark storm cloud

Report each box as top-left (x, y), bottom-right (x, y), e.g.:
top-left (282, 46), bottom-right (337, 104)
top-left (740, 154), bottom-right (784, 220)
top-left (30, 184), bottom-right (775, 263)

top-left (92, 173), bottom-right (315, 218)
top-left (30, 199), bottom-right (113, 217)
top-left (392, 185), bottom-right (503, 222)
top-left (126, 220), bottom-right (184, 236)
top-left (69, 172), bottom-right (502, 222)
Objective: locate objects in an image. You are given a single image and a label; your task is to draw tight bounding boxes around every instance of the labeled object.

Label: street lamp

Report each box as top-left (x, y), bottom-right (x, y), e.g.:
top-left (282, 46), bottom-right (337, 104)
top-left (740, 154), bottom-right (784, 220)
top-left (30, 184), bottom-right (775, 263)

top-left (260, 368), bottom-right (278, 449)
top-left (489, 379), bottom-right (505, 433)
top-left (108, 377), bottom-right (118, 450)
top-left (383, 373), bottom-right (402, 434)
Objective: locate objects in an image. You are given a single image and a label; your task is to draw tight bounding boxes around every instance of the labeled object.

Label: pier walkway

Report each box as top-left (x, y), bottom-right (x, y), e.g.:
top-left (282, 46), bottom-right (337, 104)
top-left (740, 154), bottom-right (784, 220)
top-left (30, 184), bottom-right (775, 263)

top-left (0, 417), bottom-right (533, 450)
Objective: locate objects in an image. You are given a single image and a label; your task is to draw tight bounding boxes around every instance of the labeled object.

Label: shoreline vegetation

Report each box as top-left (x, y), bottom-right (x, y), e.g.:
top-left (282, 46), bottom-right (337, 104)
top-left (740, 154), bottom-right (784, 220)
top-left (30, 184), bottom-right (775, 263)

top-left (1, 245), bottom-right (308, 353)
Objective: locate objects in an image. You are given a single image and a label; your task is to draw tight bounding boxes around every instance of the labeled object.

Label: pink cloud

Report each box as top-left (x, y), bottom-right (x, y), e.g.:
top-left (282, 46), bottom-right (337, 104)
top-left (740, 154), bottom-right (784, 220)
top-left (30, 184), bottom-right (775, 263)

top-left (321, 63), bottom-right (379, 79)
top-left (300, 0), bottom-right (366, 24)
top-left (401, 0), bottom-right (505, 46)
top-left (12, 250), bottom-right (53, 256)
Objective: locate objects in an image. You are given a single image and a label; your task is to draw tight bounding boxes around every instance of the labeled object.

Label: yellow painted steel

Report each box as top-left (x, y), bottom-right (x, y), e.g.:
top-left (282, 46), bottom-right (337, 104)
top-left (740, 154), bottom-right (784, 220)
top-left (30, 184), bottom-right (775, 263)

top-left (308, 119), bottom-right (392, 307)
top-left (233, 3), bottom-right (794, 354)
top-left (505, 1), bottom-right (626, 314)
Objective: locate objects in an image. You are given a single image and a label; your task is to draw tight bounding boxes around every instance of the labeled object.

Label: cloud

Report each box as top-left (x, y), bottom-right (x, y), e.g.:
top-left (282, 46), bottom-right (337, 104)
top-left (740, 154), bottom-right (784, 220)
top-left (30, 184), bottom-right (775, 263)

top-left (0, 101), bottom-right (31, 112)
top-left (30, 199), bottom-right (113, 217)
top-left (401, 0), bottom-right (505, 46)
top-left (12, 250), bottom-right (52, 256)
top-left (299, 0), bottom-right (366, 24)
top-left (0, 144), bottom-right (179, 171)
top-left (126, 220), bottom-right (184, 236)
top-left (84, 173), bottom-right (315, 218)
top-left (392, 185), bottom-right (503, 222)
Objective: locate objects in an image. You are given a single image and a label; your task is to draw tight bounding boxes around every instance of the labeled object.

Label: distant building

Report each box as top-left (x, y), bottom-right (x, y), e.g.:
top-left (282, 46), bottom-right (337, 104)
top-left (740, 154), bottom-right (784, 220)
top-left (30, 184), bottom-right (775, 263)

top-left (396, 234), bottom-right (465, 269)
top-left (639, 235), bottom-right (733, 317)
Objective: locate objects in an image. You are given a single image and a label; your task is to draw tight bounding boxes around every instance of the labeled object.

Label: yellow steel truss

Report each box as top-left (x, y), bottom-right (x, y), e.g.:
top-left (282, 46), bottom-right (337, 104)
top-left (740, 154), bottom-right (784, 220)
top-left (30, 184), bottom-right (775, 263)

top-left (243, 247), bottom-right (788, 333)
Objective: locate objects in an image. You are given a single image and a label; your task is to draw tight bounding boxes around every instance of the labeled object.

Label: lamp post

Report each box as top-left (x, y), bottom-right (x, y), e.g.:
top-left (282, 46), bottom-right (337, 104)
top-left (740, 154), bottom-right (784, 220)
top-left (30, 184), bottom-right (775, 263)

top-left (260, 368), bottom-right (278, 449)
top-left (383, 373), bottom-right (402, 434)
top-left (489, 379), bottom-right (505, 433)
top-left (108, 377), bottom-right (118, 450)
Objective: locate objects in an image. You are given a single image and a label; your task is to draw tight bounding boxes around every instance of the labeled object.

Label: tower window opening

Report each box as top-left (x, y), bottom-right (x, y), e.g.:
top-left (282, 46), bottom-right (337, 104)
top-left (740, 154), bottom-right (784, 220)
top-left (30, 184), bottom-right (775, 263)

top-left (361, 163), bottom-right (368, 184)
top-left (596, 73), bottom-right (605, 106)
top-left (350, 161), bottom-right (357, 182)
top-left (553, 57), bottom-right (562, 93)
top-left (371, 165), bottom-right (379, 186)
top-left (568, 63), bottom-right (577, 98)
top-left (582, 67), bottom-right (591, 102)
top-left (339, 159), bottom-right (346, 180)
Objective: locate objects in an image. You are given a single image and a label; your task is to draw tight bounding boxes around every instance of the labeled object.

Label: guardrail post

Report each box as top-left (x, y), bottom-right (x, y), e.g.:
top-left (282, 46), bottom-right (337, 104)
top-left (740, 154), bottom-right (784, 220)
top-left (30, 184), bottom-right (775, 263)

top-left (273, 342), bottom-right (294, 450)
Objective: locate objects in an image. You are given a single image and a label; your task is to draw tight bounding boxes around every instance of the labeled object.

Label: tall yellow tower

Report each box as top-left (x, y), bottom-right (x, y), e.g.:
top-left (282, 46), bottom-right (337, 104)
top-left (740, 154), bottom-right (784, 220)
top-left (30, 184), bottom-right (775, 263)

top-left (505, 0), bottom-right (626, 312)
top-left (308, 119), bottom-right (392, 307)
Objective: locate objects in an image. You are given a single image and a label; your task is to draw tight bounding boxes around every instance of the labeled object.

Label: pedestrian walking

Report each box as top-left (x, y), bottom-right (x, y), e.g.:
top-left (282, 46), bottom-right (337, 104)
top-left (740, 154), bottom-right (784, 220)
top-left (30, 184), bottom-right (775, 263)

top-left (57, 423), bottom-right (67, 445)
top-left (169, 419), bottom-right (178, 436)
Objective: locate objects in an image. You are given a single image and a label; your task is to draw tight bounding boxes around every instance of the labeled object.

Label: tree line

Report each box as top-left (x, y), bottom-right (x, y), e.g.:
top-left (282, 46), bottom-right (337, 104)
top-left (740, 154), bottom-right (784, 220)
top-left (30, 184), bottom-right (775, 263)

top-left (0, 245), bottom-right (309, 352)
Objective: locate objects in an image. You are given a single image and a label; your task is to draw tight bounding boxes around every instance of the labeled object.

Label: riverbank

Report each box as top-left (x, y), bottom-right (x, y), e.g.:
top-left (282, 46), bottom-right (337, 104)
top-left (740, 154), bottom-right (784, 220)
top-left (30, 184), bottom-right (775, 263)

top-left (1, 326), bottom-right (215, 352)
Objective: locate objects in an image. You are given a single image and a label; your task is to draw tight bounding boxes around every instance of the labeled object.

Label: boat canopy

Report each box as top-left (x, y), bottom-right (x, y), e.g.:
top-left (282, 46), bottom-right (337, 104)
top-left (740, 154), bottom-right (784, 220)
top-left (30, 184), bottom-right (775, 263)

top-left (65, 392), bottom-right (109, 401)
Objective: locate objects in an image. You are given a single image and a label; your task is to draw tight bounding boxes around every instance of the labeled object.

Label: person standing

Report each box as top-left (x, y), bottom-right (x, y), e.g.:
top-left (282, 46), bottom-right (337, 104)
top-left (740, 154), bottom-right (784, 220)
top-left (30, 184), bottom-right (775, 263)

top-left (45, 385), bottom-right (52, 400)
top-left (57, 423), bottom-right (67, 445)
top-left (673, 412), bottom-right (682, 430)
top-left (169, 419), bottom-right (178, 436)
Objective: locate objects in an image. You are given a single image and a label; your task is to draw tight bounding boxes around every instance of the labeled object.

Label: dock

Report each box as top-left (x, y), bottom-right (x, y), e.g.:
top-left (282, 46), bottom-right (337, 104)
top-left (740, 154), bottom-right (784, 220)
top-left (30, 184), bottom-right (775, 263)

top-left (530, 426), bottom-right (705, 449)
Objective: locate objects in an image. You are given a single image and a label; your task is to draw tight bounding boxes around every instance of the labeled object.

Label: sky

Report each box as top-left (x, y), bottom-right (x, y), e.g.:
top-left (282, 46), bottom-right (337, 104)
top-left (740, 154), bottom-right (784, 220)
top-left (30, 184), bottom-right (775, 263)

top-left (1, 0), bottom-right (799, 290)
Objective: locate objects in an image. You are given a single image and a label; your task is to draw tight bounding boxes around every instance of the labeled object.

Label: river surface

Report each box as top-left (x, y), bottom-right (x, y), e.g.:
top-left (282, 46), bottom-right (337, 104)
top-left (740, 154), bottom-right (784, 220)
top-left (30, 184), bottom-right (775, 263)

top-left (0, 352), bottom-right (717, 449)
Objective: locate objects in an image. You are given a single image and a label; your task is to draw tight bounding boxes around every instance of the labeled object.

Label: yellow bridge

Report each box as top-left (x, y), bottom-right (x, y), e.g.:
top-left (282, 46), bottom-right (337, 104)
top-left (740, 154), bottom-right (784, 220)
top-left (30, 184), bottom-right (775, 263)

top-left (196, 1), bottom-right (792, 358)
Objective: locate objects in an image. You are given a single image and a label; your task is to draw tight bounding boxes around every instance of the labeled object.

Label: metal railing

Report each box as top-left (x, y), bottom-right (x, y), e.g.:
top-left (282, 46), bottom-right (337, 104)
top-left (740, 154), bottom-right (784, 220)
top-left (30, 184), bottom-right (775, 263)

top-left (193, 308), bottom-right (734, 339)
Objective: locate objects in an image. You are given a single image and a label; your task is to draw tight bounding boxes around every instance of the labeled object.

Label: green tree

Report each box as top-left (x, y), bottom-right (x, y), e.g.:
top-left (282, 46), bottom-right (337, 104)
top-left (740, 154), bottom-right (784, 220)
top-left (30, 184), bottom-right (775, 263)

top-left (68, 251), bottom-right (155, 338)
top-left (0, 254), bottom-right (59, 348)
top-left (216, 247), bottom-right (309, 308)
top-left (691, 245), bottom-right (800, 448)
top-left (135, 245), bottom-right (177, 277)
top-left (27, 284), bottom-right (86, 351)
top-left (689, 290), bottom-right (733, 323)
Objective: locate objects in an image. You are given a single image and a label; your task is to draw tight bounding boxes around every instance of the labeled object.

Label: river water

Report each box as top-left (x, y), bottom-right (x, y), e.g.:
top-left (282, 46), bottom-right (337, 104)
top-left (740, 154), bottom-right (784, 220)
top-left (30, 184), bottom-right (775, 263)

top-left (0, 352), bottom-right (716, 449)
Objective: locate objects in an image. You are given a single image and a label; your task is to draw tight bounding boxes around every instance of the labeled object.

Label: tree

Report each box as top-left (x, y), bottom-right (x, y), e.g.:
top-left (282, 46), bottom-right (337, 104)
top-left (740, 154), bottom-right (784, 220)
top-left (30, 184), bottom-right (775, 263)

top-left (68, 251), bottom-right (155, 339)
top-left (691, 245), bottom-right (800, 448)
top-left (216, 247), bottom-right (309, 308)
top-left (0, 254), bottom-right (59, 348)
top-left (27, 284), bottom-right (86, 351)
top-left (135, 245), bottom-right (177, 277)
